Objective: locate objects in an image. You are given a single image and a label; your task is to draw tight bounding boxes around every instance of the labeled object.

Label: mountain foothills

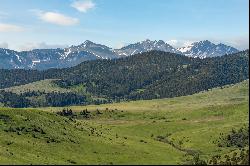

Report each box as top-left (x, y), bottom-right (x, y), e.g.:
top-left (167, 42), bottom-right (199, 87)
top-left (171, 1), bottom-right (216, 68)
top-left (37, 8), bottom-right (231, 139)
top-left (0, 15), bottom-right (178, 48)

top-left (0, 41), bottom-right (248, 165)
top-left (0, 79), bottom-right (249, 164)
top-left (0, 50), bottom-right (248, 108)
top-left (0, 40), bottom-right (240, 70)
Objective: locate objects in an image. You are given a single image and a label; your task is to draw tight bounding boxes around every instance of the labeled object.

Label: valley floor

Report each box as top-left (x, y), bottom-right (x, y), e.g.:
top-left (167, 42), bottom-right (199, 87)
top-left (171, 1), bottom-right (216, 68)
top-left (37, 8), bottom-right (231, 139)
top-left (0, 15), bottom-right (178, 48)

top-left (0, 80), bottom-right (249, 165)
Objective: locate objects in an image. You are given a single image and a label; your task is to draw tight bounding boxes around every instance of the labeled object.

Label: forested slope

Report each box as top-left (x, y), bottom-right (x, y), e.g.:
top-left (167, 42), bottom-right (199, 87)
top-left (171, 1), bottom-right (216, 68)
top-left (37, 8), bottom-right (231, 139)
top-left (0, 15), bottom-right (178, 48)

top-left (0, 50), bottom-right (248, 107)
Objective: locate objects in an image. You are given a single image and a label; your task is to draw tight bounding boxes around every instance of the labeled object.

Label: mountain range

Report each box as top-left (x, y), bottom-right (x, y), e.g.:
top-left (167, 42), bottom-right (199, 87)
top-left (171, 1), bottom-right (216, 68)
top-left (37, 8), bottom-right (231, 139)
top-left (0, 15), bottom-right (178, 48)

top-left (177, 40), bottom-right (239, 59)
top-left (0, 39), bottom-right (240, 70)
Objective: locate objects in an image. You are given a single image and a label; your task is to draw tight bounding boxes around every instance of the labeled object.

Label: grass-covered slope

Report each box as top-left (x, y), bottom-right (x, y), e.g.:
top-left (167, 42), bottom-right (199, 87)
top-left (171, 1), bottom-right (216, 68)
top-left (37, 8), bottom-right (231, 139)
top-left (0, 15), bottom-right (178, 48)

top-left (0, 80), bottom-right (248, 164)
top-left (0, 79), bottom-right (103, 108)
top-left (3, 79), bottom-right (71, 94)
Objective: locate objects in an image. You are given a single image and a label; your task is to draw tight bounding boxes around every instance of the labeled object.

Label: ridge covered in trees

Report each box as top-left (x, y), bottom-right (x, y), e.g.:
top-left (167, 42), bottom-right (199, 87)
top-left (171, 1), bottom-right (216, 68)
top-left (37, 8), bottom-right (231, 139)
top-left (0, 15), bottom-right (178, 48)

top-left (0, 50), bottom-right (248, 107)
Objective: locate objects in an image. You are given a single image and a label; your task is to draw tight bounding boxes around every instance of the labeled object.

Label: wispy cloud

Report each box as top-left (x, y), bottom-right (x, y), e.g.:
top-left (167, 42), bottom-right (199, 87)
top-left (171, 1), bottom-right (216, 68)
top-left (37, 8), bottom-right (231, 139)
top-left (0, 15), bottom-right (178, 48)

top-left (32, 10), bottom-right (79, 26)
top-left (18, 42), bottom-right (68, 51)
top-left (224, 36), bottom-right (249, 50)
top-left (71, 0), bottom-right (95, 13)
top-left (166, 39), bottom-right (194, 48)
top-left (0, 23), bottom-right (24, 32)
top-left (113, 42), bottom-right (131, 49)
top-left (166, 36), bottom-right (249, 50)
top-left (0, 42), bottom-right (8, 48)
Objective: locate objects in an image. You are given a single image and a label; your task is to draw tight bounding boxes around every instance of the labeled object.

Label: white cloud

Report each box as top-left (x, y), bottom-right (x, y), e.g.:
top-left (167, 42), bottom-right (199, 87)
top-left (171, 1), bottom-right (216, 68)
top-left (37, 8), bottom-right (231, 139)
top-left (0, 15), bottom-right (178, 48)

top-left (19, 42), bottom-right (68, 51)
top-left (34, 10), bottom-right (79, 26)
top-left (71, 0), bottom-right (95, 13)
top-left (0, 42), bottom-right (8, 48)
top-left (0, 23), bottom-right (24, 32)
top-left (183, 41), bottom-right (194, 47)
top-left (167, 40), bottom-right (178, 46)
top-left (167, 37), bottom-right (249, 50)
top-left (114, 42), bottom-right (128, 49)
top-left (223, 36), bottom-right (249, 51)
top-left (167, 39), bottom-right (194, 48)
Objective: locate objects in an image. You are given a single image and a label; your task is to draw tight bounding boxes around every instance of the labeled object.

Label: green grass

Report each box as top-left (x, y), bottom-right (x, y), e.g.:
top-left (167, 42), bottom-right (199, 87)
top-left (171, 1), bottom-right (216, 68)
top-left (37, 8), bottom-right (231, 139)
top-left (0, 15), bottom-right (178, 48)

top-left (1, 79), bottom-right (105, 103)
top-left (2, 79), bottom-right (72, 94)
top-left (0, 80), bottom-right (249, 165)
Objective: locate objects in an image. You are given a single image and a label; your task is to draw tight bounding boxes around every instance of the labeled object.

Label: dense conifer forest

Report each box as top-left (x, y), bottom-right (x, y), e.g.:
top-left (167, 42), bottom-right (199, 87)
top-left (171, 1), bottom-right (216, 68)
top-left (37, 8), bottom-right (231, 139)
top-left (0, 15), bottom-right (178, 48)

top-left (0, 50), bottom-right (248, 107)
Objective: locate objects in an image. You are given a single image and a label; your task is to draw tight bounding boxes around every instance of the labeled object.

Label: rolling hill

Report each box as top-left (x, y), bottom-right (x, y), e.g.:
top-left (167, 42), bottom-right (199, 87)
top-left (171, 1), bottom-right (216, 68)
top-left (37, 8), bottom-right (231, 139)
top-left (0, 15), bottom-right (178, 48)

top-left (0, 50), bottom-right (248, 108)
top-left (0, 80), bottom-right (248, 164)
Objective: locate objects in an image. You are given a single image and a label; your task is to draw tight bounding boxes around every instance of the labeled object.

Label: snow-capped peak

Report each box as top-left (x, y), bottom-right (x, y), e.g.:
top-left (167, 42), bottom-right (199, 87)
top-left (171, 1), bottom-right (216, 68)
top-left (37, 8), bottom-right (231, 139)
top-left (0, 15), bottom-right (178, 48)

top-left (114, 39), bottom-right (182, 56)
top-left (177, 40), bottom-right (239, 58)
top-left (0, 40), bottom-right (241, 70)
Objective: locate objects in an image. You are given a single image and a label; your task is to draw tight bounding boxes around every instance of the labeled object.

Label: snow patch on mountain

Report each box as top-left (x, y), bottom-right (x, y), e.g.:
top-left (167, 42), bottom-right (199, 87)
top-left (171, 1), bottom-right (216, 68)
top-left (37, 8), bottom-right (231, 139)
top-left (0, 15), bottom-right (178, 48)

top-left (114, 39), bottom-right (182, 57)
top-left (0, 39), bottom-right (241, 70)
top-left (177, 40), bottom-right (239, 58)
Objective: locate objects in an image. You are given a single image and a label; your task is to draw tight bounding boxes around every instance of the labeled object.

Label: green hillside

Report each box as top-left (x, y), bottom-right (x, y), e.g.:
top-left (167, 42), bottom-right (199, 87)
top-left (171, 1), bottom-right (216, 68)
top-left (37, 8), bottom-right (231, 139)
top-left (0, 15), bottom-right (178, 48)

top-left (0, 80), bottom-right (249, 165)
top-left (0, 79), bottom-right (101, 108)
top-left (3, 79), bottom-right (71, 94)
top-left (0, 50), bottom-right (248, 108)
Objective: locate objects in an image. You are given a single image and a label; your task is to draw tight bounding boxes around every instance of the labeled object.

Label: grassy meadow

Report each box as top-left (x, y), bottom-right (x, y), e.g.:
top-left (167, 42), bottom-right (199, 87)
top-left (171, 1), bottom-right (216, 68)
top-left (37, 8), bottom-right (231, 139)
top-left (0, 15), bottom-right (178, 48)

top-left (0, 80), bottom-right (249, 164)
top-left (2, 79), bottom-right (71, 94)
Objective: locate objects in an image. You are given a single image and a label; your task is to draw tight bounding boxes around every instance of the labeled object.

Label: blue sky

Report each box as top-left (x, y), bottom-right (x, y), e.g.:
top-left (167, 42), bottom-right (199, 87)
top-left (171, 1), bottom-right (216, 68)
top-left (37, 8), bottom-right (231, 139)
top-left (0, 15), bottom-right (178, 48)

top-left (0, 0), bottom-right (249, 51)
